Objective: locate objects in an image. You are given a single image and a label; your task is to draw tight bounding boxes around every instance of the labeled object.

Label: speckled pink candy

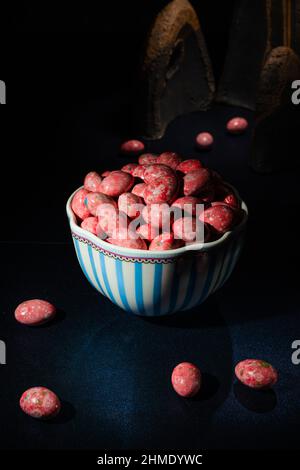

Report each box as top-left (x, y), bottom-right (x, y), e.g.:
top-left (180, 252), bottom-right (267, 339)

top-left (118, 192), bottom-right (144, 218)
top-left (149, 232), bottom-right (175, 251)
top-left (84, 171), bottom-right (102, 192)
top-left (99, 171), bottom-right (134, 197)
top-left (196, 132), bottom-right (213, 149)
top-left (132, 165), bottom-right (147, 179)
top-left (172, 217), bottom-right (197, 242)
top-left (20, 387), bottom-right (61, 419)
top-left (144, 175), bottom-right (178, 204)
top-left (107, 233), bottom-right (147, 250)
top-left (71, 188), bottom-right (91, 220)
top-left (157, 152), bottom-right (182, 170)
top-left (176, 159), bottom-right (203, 174)
top-left (199, 204), bottom-right (235, 233)
top-left (142, 204), bottom-right (171, 228)
top-left (138, 153), bottom-right (158, 165)
top-left (121, 139), bottom-right (145, 154)
top-left (84, 192), bottom-right (117, 216)
top-left (171, 362), bottom-right (202, 397)
top-left (132, 182), bottom-right (147, 198)
top-left (183, 168), bottom-right (211, 196)
top-left (171, 196), bottom-right (201, 216)
top-left (143, 164), bottom-right (175, 184)
top-left (136, 223), bottom-right (159, 241)
top-left (15, 299), bottom-right (56, 326)
top-left (235, 359), bottom-right (278, 389)
top-left (121, 163), bottom-right (139, 175)
top-left (81, 216), bottom-right (98, 235)
top-left (227, 117), bottom-right (248, 134)
top-left (97, 206), bottom-right (128, 238)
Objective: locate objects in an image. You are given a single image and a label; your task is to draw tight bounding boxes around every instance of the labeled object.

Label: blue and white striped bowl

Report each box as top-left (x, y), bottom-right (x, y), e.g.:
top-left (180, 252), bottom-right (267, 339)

top-left (66, 187), bottom-right (248, 316)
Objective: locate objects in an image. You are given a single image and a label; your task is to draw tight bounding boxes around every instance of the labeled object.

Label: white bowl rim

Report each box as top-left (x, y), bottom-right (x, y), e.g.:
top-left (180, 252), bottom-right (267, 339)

top-left (66, 185), bottom-right (248, 259)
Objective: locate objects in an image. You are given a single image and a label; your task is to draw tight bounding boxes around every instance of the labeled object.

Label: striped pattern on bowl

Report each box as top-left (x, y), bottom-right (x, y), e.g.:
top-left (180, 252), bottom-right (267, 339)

top-left (67, 187), bottom-right (247, 317)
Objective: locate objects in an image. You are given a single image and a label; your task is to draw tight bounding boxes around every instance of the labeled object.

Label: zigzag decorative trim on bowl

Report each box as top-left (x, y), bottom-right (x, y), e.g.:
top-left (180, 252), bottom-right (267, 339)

top-left (72, 233), bottom-right (178, 264)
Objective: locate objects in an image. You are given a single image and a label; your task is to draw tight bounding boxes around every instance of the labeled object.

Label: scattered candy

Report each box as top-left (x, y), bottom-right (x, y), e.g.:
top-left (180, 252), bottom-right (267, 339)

top-left (227, 117), bottom-right (248, 134)
top-left (15, 299), bottom-right (56, 326)
top-left (196, 132), bottom-right (213, 149)
top-left (121, 139), bottom-right (145, 155)
top-left (171, 362), bottom-right (202, 397)
top-left (84, 171), bottom-right (102, 193)
top-left (20, 387), bottom-right (61, 419)
top-left (235, 359), bottom-right (278, 389)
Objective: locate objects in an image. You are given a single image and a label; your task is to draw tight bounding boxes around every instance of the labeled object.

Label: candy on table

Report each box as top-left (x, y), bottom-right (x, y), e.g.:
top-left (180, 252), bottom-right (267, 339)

top-left (196, 132), bottom-right (213, 149)
top-left (183, 168), bottom-right (211, 196)
top-left (121, 163), bottom-right (139, 175)
top-left (157, 151), bottom-right (182, 170)
top-left (118, 192), bottom-right (144, 218)
top-left (71, 188), bottom-right (91, 220)
top-left (176, 159), bottom-right (203, 174)
top-left (20, 387), bottom-right (61, 419)
top-left (138, 153), bottom-right (158, 165)
top-left (132, 182), bottom-right (147, 198)
top-left (199, 204), bottom-right (236, 233)
top-left (84, 192), bottom-right (117, 216)
top-left (99, 171), bottom-right (134, 197)
top-left (149, 232), bottom-right (175, 251)
top-left (15, 299), bottom-right (57, 326)
top-left (120, 139), bottom-right (145, 155)
top-left (81, 216), bottom-right (98, 235)
top-left (226, 117), bottom-right (248, 134)
top-left (83, 171), bottom-right (102, 193)
top-left (235, 359), bottom-right (278, 389)
top-left (171, 362), bottom-right (202, 397)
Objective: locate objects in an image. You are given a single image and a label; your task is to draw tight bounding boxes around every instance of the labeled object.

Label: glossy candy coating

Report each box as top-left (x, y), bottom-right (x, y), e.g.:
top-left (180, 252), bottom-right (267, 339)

top-left (235, 359), bottom-right (278, 389)
top-left (20, 387), bottom-right (61, 419)
top-left (15, 299), bottom-right (56, 326)
top-left (84, 171), bottom-right (102, 192)
top-left (121, 139), bottom-right (145, 154)
top-left (100, 171), bottom-right (134, 197)
top-left (196, 132), bottom-right (213, 149)
top-left (227, 117), bottom-right (248, 134)
top-left (183, 168), bottom-right (211, 196)
top-left (171, 362), bottom-right (202, 397)
top-left (199, 204), bottom-right (235, 233)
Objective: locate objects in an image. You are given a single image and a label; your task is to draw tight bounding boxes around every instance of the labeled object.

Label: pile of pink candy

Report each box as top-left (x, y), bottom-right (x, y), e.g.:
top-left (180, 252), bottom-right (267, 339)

top-left (71, 151), bottom-right (245, 250)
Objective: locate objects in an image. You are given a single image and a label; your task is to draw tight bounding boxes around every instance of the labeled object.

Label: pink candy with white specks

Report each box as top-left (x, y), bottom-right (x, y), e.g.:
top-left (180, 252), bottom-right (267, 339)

top-left (235, 359), bottom-right (278, 389)
top-left (20, 387), bottom-right (61, 419)
top-left (171, 362), bottom-right (202, 397)
top-left (227, 117), bottom-right (248, 134)
top-left (196, 132), bottom-right (213, 149)
top-left (121, 139), bottom-right (145, 154)
top-left (15, 299), bottom-right (56, 326)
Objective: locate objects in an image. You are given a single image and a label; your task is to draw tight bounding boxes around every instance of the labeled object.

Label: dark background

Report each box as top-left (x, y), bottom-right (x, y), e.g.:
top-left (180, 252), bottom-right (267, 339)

top-left (1, 0), bottom-right (300, 450)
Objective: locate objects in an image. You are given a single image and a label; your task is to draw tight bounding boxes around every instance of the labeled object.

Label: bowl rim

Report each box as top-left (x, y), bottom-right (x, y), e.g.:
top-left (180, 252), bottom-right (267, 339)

top-left (66, 185), bottom-right (248, 259)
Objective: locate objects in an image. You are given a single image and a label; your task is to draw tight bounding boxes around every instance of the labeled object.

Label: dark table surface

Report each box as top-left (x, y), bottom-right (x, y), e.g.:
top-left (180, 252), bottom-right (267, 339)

top-left (1, 98), bottom-right (300, 450)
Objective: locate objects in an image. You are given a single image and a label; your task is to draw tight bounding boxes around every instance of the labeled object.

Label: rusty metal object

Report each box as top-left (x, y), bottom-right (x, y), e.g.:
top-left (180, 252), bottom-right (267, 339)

top-left (138, 0), bottom-right (215, 139)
